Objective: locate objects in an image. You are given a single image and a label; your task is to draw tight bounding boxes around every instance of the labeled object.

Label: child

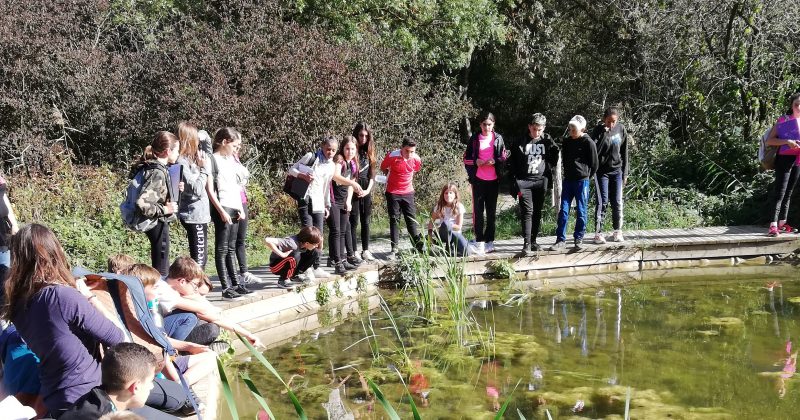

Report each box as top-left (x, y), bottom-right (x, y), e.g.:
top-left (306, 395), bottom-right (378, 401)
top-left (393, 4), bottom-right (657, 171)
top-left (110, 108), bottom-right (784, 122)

top-left (176, 122), bottom-right (212, 269)
top-left (107, 254), bottom-right (136, 275)
top-left (766, 92), bottom-right (800, 236)
top-left (380, 137), bottom-right (423, 260)
top-left (59, 343), bottom-right (167, 420)
top-left (207, 127), bottom-right (252, 299)
top-left (232, 134), bottom-right (263, 284)
top-left (463, 111), bottom-right (508, 254)
top-left (509, 113), bottom-right (560, 254)
top-left (350, 122), bottom-right (377, 262)
top-left (265, 226), bottom-right (323, 289)
top-left (551, 116), bottom-right (598, 250)
top-left (590, 108), bottom-right (629, 244)
top-left (427, 183), bottom-right (469, 257)
top-left (331, 136), bottom-right (362, 274)
top-left (131, 131), bottom-right (180, 276)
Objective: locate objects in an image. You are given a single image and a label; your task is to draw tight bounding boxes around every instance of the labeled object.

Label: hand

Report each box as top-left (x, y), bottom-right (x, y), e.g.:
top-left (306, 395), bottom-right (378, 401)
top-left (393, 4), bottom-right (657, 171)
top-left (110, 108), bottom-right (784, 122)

top-left (220, 210), bottom-right (233, 224)
top-left (476, 158), bottom-right (485, 166)
top-left (165, 202), bottom-right (178, 215)
top-left (788, 140), bottom-right (799, 149)
top-left (486, 159), bottom-right (495, 166)
top-left (345, 201), bottom-right (352, 212)
top-left (299, 172), bottom-right (315, 182)
top-left (239, 210), bottom-right (247, 221)
top-left (178, 181), bottom-right (185, 192)
top-left (353, 184), bottom-right (364, 195)
top-left (245, 333), bottom-right (264, 348)
top-left (75, 277), bottom-right (93, 298)
top-left (196, 151), bottom-right (206, 167)
top-left (184, 343), bottom-right (212, 354)
top-left (324, 208), bottom-right (330, 219)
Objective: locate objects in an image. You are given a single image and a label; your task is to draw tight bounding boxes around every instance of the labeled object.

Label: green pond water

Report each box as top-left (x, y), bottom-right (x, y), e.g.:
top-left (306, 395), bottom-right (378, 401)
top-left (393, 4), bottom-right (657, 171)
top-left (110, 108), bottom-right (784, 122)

top-left (222, 268), bottom-right (800, 419)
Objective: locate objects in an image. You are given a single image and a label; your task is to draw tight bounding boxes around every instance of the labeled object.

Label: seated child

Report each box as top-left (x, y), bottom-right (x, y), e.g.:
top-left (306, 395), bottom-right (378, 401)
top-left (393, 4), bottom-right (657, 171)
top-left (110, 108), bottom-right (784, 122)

top-left (60, 342), bottom-right (176, 420)
top-left (0, 322), bottom-right (44, 416)
top-left (265, 226), bottom-right (323, 289)
top-left (427, 183), bottom-right (469, 257)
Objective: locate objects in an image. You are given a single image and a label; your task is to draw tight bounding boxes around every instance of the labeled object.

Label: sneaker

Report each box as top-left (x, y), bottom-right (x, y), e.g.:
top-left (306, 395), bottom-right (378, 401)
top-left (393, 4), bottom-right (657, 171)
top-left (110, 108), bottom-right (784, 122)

top-left (347, 255), bottom-right (363, 266)
top-left (222, 288), bottom-right (244, 300)
top-left (521, 243), bottom-right (530, 255)
top-left (361, 250), bottom-right (376, 262)
top-left (385, 251), bottom-right (398, 261)
top-left (334, 263), bottom-right (348, 276)
top-left (240, 271), bottom-right (264, 284)
top-left (549, 241), bottom-right (566, 251)
top-left (594, 233), bottom-right (606, 244)
top-left (530, 243), bottom-right (542, 252)
top-left (304, 268), bottom-right (317, 284)
top-left (290, 275), bottom-right (307, 283)
top-left (768, 225), bottom-right (779, 237)
top-left (475, 242), bottom-right (486, 255)
top-left (276, 280), bottom-right (293, 289)
top-left (313, 267), bottom-right (331, 278)
top-left (779, 224), bottom-right (798, 233)
top-left (326, 259), bottom-right (334, 268)
top-left (485, 242), bottom-right (496, 253)
top-left (574, 238), bottom-right (584, 250)
top-left (610, 230), bottom-right (625, 242)
top-left (234, 284), bottom-right (254, 295)
top-left (341, 260), bottom-right (357, 271)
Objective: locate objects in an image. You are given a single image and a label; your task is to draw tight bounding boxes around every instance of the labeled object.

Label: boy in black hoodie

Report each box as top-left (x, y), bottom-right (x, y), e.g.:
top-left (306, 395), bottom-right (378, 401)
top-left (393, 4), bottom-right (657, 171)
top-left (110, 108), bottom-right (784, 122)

top-left (509, 113), bottom-right (560, 254)
top-left (551, 115), bottom-right (598, 250)
top-left (590, 107), bottom-right (629, 244)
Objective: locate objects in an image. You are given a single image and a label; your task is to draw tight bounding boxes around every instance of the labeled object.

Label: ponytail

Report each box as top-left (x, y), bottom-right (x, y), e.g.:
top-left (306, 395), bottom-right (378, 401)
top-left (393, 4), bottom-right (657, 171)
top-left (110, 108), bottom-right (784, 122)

top-left (130, 131), bottom-right (179, 174)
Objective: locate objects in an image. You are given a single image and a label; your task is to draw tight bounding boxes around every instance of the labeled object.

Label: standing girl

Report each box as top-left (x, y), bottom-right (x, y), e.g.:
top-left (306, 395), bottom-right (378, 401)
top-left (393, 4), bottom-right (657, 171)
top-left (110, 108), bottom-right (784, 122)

top-left (766, 92), bottom-right (800, 236)
top-left (331, 135), bottom-right (362, 274)
top-left (350, 122), bottom-right (377, 262)
top-left (463, 111), bottom-right (508, 254)
top-left (590, 107), bottom-right (629, 244)
top-left (208, 127), bottom-right (252, 299)
top-left (176, 122), bottom-right (211, 269)
top-left (132, 131), bottom-right (180, 276)
top-left (427, 182), bottom-right (470, 256)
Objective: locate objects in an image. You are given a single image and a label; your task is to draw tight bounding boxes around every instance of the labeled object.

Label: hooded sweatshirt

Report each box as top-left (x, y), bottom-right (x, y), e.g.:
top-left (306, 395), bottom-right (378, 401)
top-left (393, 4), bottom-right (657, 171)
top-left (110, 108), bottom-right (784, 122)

top-left (590, 123), bottom-right (629, 177)
top-left (561, 133), bottom-right (599, 181)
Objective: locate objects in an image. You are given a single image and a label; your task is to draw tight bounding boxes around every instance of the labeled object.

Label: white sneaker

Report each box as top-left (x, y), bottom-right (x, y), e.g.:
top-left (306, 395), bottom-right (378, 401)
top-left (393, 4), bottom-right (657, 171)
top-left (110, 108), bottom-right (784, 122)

top-left (485, 242), bottom-right (495, 253)
top-left (361, 250), bottom-right (376, 262)
top-left (304, 268), bottom-right (316, 284)
top-left (240, 271), bottom-right (264, 284)
top-left (474, 242), bottom-right (486, 255)
top-left (594, 233), bottom-right (606, 244)
top-left (611, 230), bottom-right (625, 242)
top-left (312, 267), bottom-right (331, 278)
top-left (385, 251), bottom-right (397, 261)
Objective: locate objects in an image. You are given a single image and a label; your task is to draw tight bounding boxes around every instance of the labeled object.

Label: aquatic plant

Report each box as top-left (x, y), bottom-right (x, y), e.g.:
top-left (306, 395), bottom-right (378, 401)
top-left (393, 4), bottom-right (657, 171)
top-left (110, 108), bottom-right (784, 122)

top-left (488, 258), bottom-right (517, 281)
top-left (316, 283), bottom-right (331, 306)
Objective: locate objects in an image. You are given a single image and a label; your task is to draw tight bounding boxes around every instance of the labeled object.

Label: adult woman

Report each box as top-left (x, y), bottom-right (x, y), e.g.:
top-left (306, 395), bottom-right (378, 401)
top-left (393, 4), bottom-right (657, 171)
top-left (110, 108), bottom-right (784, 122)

top-left (350, 122), bottom-right (377, 262)
top-left (132, 131), bottom-right (180, 276)
top-left (176, 122), bottom-right (211, 269)
top-left (766, 92), bottom-right (800, 236)
top-left (1, 224), bottom-right (125, 416)
top-left (208, 127), bottom-right (252, 299)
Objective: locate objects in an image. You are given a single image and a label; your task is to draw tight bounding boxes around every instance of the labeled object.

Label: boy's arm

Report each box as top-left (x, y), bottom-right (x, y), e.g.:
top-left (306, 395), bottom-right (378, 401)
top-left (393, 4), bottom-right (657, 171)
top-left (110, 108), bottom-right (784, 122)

top-left (588, 139), bottom-right (599, 178)
top-left (195, 311), bottom-right (263, 347)
top-left (264, 237), bottom-right (291, 259)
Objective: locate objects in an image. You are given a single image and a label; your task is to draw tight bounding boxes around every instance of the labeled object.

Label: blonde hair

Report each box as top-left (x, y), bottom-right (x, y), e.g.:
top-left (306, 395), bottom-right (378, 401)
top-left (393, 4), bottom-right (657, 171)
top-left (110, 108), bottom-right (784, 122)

top-left (178, 121), bottom-right (200, 164)
top-left (107, 254), bottom-right (136, 274)
top-left (125, 264), bottom-right (162, 287)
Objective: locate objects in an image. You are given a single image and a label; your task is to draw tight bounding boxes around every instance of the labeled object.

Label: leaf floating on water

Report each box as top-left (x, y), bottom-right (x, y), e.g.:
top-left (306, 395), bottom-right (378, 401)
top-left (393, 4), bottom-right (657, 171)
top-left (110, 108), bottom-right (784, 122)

top-left (787, 297), bottom-right (800, 304)
top-left (696, 330), bottom-right (721, 336)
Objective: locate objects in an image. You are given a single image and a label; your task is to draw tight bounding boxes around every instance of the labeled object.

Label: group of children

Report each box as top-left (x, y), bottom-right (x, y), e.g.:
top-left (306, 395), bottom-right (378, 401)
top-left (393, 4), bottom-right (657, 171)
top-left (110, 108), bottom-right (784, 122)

top-left (265, 111), bottom-right (630, 288)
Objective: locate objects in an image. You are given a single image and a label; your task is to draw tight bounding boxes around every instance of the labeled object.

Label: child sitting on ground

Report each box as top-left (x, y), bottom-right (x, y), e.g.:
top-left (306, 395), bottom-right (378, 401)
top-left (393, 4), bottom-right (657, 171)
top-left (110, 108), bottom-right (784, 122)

top-left (60, 342), bottom-right (170, 420)
top-left (265, 226), bottom-right (323, 289)
top-left (427, 183), bottom-right (470, 257)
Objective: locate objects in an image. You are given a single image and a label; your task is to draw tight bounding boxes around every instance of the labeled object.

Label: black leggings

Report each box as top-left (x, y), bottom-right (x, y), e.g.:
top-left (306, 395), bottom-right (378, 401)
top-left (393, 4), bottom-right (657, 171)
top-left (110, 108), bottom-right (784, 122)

top-left (181, 221), bottom-right (208, 269)
top-left (769, 156), bottom-right (800, 223)
top-left (517, 178), bottom-right (548, 245)
top-left (145, 220), bottom-right (170, 276)
top-left (236, 202), bottom-right (249, 274)
top-left (327, 202), bottom-right (348, 263)
top-left (213, 207), bottom-right (240, 289)
top-left (349, 193), bottom-right (373, 252)
top-left (471, 179), bottom-right (499, 242)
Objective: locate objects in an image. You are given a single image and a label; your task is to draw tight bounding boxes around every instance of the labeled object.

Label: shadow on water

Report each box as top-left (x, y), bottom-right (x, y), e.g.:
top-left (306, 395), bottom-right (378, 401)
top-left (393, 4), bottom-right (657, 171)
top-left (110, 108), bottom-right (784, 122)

top-left (222, 264), bottom-right (800, 419)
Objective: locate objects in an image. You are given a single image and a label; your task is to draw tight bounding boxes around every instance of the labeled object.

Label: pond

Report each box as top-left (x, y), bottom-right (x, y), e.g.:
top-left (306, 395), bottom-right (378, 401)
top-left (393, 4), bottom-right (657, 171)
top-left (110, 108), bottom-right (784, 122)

top-left (221, 266), bottom-right (800, 419)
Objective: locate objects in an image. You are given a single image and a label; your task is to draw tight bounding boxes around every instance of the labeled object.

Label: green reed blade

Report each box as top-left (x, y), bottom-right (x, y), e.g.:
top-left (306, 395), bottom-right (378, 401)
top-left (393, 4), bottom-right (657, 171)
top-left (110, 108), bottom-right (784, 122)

top-left (495, 379), bottom-right (522, 420)
top-left (241, 372), bottom-right (277, 420)
top-left (367, 377), bottom-right (401, 420)
top-left (216, 356), bottom-right (239, 420)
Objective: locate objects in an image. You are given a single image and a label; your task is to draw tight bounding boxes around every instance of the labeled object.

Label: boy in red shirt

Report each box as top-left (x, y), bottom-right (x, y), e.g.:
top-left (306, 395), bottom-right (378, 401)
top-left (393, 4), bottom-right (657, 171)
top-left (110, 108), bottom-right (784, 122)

top-left (380, 137), bottom-right (423, 260)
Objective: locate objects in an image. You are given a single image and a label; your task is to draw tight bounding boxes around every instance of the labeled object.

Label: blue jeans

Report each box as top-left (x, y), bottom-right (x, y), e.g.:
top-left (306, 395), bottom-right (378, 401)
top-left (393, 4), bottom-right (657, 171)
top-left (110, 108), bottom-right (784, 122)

top-left (435, 223), bottom-right (469, 257)
top-left (556, 179), bottom-right (590, 242)
top-left (594, 171), bottom-right (624, 232)
top-left (163, 311), bottom-right (199, 341)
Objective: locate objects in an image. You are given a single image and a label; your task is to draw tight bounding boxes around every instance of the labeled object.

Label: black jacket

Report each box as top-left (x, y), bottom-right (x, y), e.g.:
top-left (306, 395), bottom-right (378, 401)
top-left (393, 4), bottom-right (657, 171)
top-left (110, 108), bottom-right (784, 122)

top-left (463, 131), bottom-right (508, 183)
top-left (509, 132), bottom-right (560, 182)
top-left (59, 387), bottom-right (114, 420)
top-left (589, 123), bottom-right (629, 177)
top-left (561, 133), bottom-right (599, 181)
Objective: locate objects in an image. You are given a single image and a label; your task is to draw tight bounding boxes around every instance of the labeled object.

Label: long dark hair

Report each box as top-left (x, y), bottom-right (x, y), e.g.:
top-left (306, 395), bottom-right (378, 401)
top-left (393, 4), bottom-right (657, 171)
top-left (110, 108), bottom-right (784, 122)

top-left (130, 131), bottom-right (179, 175)
top-left (213, 127), bottom-right (240, 152)
top-left (786, 92), bottom-right (800, 116)
top-left (352, 122), bottom-right (376, 179)
top-left (334, 135), bottom-right (359, 180)
top-left (2, 223), bottom-right (75, 320)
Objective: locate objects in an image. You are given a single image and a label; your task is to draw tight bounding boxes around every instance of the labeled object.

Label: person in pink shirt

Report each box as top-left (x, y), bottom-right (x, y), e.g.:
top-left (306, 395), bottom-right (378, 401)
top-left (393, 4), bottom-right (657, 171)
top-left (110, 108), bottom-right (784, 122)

top-left (380, 137), bottom-right (423, 260)
top-left (766, 92), bottom-right (800, 236)
top-left (463, 112), bottom-right (508, 254)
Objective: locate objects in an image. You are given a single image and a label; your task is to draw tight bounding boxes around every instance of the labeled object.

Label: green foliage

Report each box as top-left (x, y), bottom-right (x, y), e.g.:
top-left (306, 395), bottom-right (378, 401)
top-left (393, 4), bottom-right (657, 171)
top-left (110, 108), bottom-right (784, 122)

top-left (487, 259), bottom-right (517, 281)
top-left (316, 283), bottom-right (330, 306)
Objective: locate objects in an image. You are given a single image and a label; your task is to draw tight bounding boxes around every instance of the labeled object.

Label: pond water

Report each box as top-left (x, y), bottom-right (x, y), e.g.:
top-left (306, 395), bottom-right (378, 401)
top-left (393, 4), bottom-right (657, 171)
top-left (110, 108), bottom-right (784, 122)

top-left (222, 267), bottom-right (800, 419)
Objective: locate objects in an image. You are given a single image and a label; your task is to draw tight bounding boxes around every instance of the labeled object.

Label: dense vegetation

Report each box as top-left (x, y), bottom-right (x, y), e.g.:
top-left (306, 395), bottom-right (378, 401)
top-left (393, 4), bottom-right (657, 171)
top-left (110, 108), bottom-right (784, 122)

top-left (1, 0), bottom-right (798, 268)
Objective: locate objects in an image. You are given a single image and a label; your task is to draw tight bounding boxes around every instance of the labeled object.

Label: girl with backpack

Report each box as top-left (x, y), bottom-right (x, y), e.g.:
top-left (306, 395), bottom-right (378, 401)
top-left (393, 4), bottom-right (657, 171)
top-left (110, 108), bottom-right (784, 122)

top-left (350, 122), bottom-right (377, 262)
top-left (176, 122), bottom-right (211, 269)
top-left (132, 131), bottom-right (180, 276)
top-left (331, 135), bottom-right (361, 275)
top-left (766, 92), bottom-right (800, 236)
top-left (463, 111), bottom-right (508, 254)
top-left (208, 127), bottom-right (252, 299)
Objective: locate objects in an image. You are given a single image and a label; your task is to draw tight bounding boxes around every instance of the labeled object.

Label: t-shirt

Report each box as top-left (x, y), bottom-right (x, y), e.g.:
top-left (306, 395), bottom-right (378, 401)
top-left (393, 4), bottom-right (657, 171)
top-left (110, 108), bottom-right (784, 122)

top-left (433, 202), bottom-right (465, 231)
top-left (274, 235), bottom-right (300, 254)
top-left (476, 134), bottom-right (497, 181)
top-left (212, 153), bottom-right (244, 211)
top-left (289, 151), bottom-right (335, 213)
top-left (380, 150), bottom-right (422, 195)
top-left (153, 280), bottom-right (181, 316)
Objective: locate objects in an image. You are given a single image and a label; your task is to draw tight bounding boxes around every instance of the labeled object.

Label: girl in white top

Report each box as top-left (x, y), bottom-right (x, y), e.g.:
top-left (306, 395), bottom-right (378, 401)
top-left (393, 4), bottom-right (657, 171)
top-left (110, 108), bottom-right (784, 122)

top-left (208, 127), bottom-right (252, 299)
top-left (428, 182), bottom-right (470, 257)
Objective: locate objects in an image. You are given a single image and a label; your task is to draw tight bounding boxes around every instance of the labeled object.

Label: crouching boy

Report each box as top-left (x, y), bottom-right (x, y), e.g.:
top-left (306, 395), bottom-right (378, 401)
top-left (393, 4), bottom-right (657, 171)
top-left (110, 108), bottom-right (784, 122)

top-left (266, 226), bottom-right (323, 289)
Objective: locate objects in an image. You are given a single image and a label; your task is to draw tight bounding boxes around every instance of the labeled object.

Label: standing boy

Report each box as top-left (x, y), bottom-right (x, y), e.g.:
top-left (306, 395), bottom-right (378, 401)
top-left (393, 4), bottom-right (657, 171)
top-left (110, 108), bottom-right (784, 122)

top-left (380, 137), bottom-right (423, 260)
top-left (590, 107), bottom-right (629, 243)
top-left (551, 115), bottom-right (598, 250)
top-left (509, 113), bottom-right (560, 254)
